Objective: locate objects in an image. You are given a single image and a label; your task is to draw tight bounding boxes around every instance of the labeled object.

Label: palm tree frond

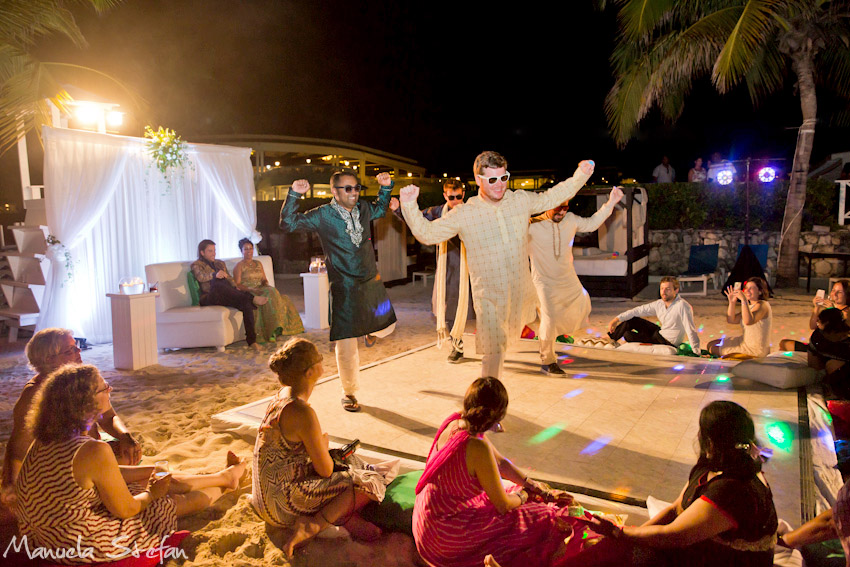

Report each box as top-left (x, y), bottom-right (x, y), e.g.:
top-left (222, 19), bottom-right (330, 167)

top-left (618, 0), bottom-right (679, 41)
top-left (714, 0), bottom-right (785, 92)
top-left (605, 60), bottom-right (653, 147)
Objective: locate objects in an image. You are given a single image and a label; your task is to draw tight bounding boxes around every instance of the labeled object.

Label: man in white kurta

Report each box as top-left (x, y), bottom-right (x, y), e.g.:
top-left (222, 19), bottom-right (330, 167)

top-left (528, 187), bottom-right (623, 375)
top-left (400, 152), bottom-right (595, 378)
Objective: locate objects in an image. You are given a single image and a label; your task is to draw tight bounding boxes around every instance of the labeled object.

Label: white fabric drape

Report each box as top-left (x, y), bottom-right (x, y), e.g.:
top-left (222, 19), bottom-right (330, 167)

top-left (37, 126), bottom-right (258, 343)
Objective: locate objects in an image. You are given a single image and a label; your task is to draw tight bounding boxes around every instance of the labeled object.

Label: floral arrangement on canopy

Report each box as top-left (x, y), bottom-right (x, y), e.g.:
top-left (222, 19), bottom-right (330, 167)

top-left (144, 126), bottom-right (190, 193)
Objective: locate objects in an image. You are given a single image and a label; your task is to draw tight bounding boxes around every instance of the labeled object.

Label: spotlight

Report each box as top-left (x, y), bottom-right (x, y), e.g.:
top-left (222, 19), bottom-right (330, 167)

top-left (716, 169), bottom-right (734, 186)
top-left (758, 167), bottom-right (776, 183)
top-left (74, 103), bottom-right (100, 125)
top-left (106, 111), bottom-right (123, 128)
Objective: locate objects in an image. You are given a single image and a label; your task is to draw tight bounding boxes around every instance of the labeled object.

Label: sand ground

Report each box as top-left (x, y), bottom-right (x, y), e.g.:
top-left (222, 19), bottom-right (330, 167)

top-left (0, 276), bottom-right (825, 566)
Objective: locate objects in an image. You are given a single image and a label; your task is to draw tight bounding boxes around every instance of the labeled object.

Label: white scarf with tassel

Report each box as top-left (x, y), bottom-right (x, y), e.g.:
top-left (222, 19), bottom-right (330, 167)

top-left (433, 204), bottom-right (470, 348)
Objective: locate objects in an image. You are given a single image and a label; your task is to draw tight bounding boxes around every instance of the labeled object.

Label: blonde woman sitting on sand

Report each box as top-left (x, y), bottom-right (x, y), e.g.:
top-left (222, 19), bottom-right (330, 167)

top-left (252, 338), bottom-right (397, 556)
top-left (233, 238), bottom-right (304, 341)
top-left (14, 364), bottom-right (246, 564)
top-left (708, 277), bottom-right (772, 359)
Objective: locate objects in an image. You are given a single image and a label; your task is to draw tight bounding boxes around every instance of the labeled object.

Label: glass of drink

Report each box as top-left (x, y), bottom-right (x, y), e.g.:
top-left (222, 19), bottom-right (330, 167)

top-left (154, 460), bottom-right (169, 479)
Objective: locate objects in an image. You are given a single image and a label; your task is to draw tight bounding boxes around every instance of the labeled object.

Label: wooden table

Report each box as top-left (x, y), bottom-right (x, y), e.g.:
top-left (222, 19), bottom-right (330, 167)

top-left (800, 251), bottom-right (850, 292)
top-left (107, 292), bottom-right (159, 370)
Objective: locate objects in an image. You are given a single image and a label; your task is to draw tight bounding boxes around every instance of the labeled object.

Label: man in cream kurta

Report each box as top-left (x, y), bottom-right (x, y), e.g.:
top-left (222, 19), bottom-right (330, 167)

top-left (400, 151), bottom-right (595, 378)
top-left (528, 187), bottom-right (623, 375)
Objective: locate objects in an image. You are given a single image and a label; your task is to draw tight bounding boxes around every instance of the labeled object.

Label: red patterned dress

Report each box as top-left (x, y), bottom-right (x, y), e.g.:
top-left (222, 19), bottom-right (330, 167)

top-left (413, 413), bottom-right (581, 567)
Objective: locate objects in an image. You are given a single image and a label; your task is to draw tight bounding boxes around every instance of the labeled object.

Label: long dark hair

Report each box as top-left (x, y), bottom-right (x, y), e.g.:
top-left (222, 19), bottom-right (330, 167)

top-left (462, 377), bottom-right (508, 435)
top-left (197, 239), bottom-right (215, 260)
top-left (697, 401), bottom-right (761, 478)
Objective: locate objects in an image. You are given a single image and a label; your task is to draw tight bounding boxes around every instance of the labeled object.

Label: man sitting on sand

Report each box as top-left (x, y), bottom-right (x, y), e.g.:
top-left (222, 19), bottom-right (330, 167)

top-left (606, 277), bottom-right (700, 352)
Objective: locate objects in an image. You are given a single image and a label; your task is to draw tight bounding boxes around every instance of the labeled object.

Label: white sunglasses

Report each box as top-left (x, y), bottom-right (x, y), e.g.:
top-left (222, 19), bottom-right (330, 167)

top-left (476, 172), bottom-right (510, 185)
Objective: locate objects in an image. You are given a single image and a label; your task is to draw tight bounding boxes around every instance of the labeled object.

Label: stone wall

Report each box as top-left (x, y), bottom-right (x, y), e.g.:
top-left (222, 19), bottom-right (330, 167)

top-left (648, 229), bottom-right (850, 278)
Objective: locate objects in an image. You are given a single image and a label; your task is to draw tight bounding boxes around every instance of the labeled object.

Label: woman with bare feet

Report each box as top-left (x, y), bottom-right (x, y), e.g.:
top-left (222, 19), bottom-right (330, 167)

top-left (191, 239), bottom-right (266, 351)
top-left (252, 338), bottom-right (396, 556)
top-left (15, 363), bottom-right (247, 564)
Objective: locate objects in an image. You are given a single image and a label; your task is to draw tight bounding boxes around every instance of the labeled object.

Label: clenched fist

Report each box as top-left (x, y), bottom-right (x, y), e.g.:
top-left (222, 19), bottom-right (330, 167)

top-left (607, 186), bottom-right (624, 206)
top-left (389, 197), bottom-right (400, 211)
top-left (376, 172), bottom-right (392, 187)
top-left (579, 160), bottom-right (595, 175)
top-left (292, 179), bottom-right (310, 194)
top-left (399, 185), bottom-right (420, 203)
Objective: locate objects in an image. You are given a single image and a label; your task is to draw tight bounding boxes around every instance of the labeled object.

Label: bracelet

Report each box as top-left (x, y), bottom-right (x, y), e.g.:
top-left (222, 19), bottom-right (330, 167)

top-left (517, 490), bottom-right (528, 505)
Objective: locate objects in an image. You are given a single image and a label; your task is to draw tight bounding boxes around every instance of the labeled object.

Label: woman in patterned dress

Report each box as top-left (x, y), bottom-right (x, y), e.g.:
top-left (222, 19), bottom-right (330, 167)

top-left (413, 377), bottom-right (583, 567)
top-left (15, 364), bottom-right (247, 565)
top-left (234, 238), bottom-right (304, 341)
top-left (252, 338), bottom-right (395, 556)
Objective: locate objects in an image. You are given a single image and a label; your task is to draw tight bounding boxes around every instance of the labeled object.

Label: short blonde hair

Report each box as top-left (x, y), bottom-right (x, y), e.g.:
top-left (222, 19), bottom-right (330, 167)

top-left (25, 328), bottom-right (74, 374)
top-left (269, 338), bottom-right (323, 387)
top-left (660, 276), bottom-right (680, 290)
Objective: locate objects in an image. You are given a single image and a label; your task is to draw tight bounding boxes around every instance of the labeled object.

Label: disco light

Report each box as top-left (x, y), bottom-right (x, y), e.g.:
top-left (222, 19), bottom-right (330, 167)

top-left (716, 169), bottom-right (734, 186)
top-left (757, 167), bottom-right (776, 183)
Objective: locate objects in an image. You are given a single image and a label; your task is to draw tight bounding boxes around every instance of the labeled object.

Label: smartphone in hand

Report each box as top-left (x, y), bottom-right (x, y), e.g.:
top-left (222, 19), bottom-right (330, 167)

top-left (734, 282), bottom-right (741, 291)
top-left (816, 289), bottom-right (826, 300)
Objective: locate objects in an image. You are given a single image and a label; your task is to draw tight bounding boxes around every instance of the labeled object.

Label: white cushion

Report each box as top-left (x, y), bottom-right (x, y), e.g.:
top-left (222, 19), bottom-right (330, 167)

top-left (155, 305), bottom-right (240, 325)
top-left (616, 342), bottom-right (678, 356)
top-left (731, 355), bottom-right (821, 389)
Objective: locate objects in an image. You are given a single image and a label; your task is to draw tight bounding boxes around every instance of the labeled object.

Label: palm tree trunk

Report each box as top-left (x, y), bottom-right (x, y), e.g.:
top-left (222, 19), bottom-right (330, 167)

top-left (776, 49), bottom-right (817, 288)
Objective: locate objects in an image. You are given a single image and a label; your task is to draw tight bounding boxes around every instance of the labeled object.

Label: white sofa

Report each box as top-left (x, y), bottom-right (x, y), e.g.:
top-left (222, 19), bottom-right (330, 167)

top-left (144, 255), bottom-right (274, 352)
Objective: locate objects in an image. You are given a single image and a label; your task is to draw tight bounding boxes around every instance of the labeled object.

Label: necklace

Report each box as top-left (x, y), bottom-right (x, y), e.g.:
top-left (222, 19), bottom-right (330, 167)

top-left (552, 221), bottom-right (561, 259)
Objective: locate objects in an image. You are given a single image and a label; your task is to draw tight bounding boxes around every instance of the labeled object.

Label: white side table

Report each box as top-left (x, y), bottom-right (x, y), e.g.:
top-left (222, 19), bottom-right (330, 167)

top-left (300, 272), bottom-right (330, 330)
top-left (107, 292), bottom-right (159, 370)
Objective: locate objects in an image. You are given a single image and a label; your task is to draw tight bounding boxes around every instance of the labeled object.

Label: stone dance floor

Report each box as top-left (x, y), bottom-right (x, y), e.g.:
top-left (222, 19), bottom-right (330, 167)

top-left (213, 336), bottom-right (802, 524)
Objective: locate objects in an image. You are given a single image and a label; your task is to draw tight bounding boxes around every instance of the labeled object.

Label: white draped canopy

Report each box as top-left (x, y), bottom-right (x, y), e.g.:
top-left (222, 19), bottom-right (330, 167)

top-left (38, 126), bottom-right (258, 343)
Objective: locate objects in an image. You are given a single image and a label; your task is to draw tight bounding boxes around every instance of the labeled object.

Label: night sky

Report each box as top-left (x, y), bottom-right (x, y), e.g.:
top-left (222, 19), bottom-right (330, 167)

top-left (5, 0), bottom-right (846, 200)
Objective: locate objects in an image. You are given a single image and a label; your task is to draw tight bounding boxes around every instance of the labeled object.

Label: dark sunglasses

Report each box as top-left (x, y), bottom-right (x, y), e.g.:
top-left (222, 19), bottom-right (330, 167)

top-left (334, 184), bottom-right (363, 193)
top-left (446, 194), bottom-right (463, 201)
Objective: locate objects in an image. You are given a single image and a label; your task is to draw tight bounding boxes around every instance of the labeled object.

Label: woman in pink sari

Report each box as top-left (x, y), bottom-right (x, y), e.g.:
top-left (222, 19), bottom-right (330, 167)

top-left (413, 377), bottom-right (584, 567)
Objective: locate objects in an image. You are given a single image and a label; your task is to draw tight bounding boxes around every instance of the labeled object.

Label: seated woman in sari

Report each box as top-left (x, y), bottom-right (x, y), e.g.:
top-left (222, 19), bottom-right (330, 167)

top-left (14, 363), bottom-right (247, 564)
top-left (233, 238), bottom-right (304, 341)
top-left (568, 400), bottom-right (777, 567)
top-left (413, 377), bottom-right (581, 567)
top-left (252, 338), bottom-right (396, 556)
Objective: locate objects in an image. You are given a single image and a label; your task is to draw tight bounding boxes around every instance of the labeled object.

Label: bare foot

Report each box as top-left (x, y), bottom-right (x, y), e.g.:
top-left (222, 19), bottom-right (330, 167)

top-left (253, 296), bottom-right (269, 306)
top-left (250, 342), bottom-right (262, 352)
top-left (223, 452), bottom-right (247, 490)
top-left (284, 514), bottom-right (326, 557)
top-left (342, 514), bottom-right (381, 542)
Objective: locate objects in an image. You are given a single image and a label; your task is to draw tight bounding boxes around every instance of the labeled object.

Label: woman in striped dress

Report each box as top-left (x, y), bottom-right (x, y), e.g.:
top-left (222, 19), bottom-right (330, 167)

top-left (15, 364), bottom-right (247, 565)
top-left (413, 377), bottom-right (584, 567)
top-left (252, 338), bottom-right (396, 557)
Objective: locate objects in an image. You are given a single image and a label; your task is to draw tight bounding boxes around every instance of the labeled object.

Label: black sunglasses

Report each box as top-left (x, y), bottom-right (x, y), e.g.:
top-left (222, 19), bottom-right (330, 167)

top-left (334, 184), bottom-right (363, 193)
top-left (446, 194), bottom-right (463, 201)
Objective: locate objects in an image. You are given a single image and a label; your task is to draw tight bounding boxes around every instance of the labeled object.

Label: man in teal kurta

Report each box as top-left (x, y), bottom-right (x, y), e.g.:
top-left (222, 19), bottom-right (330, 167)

top-left (279, 172), bottom-right (397, 412)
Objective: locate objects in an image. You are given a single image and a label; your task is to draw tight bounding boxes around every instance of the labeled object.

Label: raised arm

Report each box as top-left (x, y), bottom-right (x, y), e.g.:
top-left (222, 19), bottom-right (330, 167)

top-left (399, 185), bottom-right (462, 245)
top-left (279, 179), bottom-right (320, 233)
top-left (523, 161), bottom-right (594, 216)
top-left (573, 187), bottom-right (623, 233)
top-left (368, 172), bottom-right (394, 221)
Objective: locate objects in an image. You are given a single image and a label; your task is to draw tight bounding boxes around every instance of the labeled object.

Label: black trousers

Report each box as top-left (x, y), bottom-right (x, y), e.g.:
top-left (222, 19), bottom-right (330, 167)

top-left (201, 282), bottom-right (257, 345)
top-left (609, 317), bottom-right (673, 346)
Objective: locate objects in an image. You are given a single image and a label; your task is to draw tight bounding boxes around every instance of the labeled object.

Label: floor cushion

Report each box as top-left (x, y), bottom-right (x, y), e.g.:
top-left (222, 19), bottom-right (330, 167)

top-left (732, 352), bottom-right (821, 389)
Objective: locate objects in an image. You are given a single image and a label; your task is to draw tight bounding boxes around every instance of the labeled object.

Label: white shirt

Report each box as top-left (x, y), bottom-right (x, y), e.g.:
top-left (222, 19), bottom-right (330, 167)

top-left (616, 295), bottom-right (700, 350)
top-left (652, 164), bottom-right (675, 183)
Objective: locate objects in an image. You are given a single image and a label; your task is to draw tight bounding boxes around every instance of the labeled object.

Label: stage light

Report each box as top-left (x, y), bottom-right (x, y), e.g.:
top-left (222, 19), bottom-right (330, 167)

top-left (757, 167), bottom-right (776, 183)
top-left (765, 422), bottom-right (793, 451)
top-left (74, 103), bottom-right (100, 124)
top-left (716, 374), bottom-right (730, 382)
top-left (673, 364), bottom-right (685, 371)
top-left (716, 169), bottom-right (734, 186)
